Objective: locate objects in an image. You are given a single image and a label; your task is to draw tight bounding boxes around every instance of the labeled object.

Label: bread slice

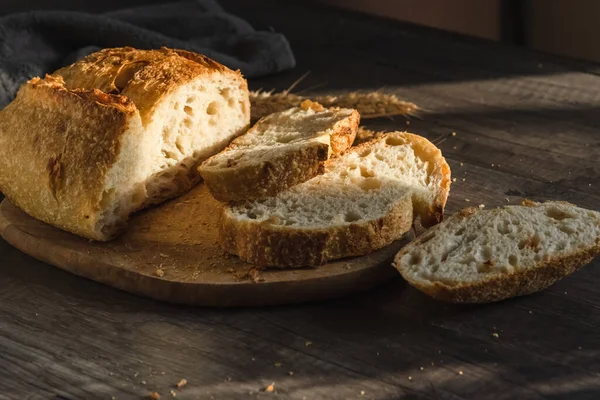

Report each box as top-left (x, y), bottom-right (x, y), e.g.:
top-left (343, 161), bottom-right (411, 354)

top-left (394, 201), bottom-right (600, 303)
top-left (199, 100), bottom-right (360, 202)
top-left (0, 47), bottom-right (250, 240)
top-left (220, 132), bottom-right (451, 267)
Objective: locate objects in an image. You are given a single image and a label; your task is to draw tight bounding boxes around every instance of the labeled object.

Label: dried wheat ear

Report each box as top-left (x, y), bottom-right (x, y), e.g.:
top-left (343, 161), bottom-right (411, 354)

top-left (250, 90), bottom-right (418, 121)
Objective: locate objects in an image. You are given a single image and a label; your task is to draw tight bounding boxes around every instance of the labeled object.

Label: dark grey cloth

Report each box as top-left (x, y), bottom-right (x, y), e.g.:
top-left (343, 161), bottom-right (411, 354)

top-left (0, 0), bottom-right (295, 108)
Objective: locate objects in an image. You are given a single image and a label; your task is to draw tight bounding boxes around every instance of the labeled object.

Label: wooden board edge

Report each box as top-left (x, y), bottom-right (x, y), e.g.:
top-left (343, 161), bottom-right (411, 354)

top-left (0, 200), bottom-right (399, 307)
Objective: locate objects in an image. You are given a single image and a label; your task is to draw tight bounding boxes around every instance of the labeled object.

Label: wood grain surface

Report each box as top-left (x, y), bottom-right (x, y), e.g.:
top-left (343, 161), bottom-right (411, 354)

top-left (1, 0), bottom-right (600, 399)
top-left (0, 184), bottom-right (401, 307)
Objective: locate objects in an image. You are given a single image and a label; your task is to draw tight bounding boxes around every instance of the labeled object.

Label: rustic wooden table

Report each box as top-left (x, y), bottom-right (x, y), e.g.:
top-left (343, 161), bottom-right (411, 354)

top-left (2, 1), bottom-right (600, 399)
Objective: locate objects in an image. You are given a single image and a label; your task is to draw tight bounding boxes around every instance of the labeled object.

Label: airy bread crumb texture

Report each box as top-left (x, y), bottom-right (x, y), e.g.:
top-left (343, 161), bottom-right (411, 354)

top-left (57, 48), bottom-right (250, 238)
top-left (228, 132), bottom-right (446, 229)
top-left (395, 201), bottom-right (600, 303)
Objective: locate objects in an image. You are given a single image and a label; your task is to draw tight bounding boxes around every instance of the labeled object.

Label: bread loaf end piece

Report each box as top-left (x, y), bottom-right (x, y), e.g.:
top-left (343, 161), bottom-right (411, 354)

top-left (0, 75), bottom-right (148, 240)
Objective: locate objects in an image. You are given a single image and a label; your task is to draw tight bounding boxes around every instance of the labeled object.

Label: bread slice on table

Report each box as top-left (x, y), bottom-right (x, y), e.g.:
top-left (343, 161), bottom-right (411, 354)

top-left (199, 100), bottom-right (360, 202)
top-left (394, 200), bottom-right (600, 303)
top-left (0, 47), bottom-right (250, 241)
top-left (220, 132), bottom-right (451, 267)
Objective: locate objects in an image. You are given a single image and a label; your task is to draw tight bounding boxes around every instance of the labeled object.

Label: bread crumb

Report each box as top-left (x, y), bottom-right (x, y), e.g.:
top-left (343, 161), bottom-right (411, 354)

top-left (155, 268), bottom-right (165, 277)
top-left (360, 391), bottom-right (365, 396)
top-left (141, 380), bottom-right (147, 385)
top-left (176, 379), bottom-right (187, 389)
top-left (300, 99), bottom-right (325, 112)
top-left (521, 199), bottom-right (537, 207)
top-left (170, 390), bottom-right (176, 397)
top-left (452, 178), bottom-right (457, 182)
top-left (406, 120), bottom-right (411, 125)
top-left (478, 204), bottom-right (485, 208)
top-left (408, 376), bottom-right (412, 381)
top-left (288, 371), bottom-right (294, 376)
top-left (419, 367), bottom-right (424, 371)
top-left (264, 383), bottom-right (275, 393)
top-left (159, 253), bottom-right (169, 258)
top-left (465, 199), bottom-right (470, 202)
top-left (492, 332), bottom-right (499, 338)
top-left (149, 393), bottom-right (160, 400)
top-left (458, 370), bottom-right (464, 375)
top-left (462, 178), bottom-right (466, 182)
top-left (491, 164), bottom-right (495, 167)
top-left (305, 341), bottom-right (313, 347)
top-left (248, 268), bottom-right (262, 283)
top-left (451, 132), bottom-right (456, 136)
top-left (274, 362), bottom-right (282, 367)
top-left (505, 198), bottom-right (510, 202)
top-left (460, 162), bottom-right (464, 166)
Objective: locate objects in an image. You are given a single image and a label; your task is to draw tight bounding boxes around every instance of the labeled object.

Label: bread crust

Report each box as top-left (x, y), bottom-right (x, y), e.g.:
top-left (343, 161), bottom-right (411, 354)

top-left (55, 47), bottom-right (249, 125)
top-left (0, 75), bottom-right (139, 240)
top-left (394, 203), bottom-right (600, 303)
top-left (220, 195), bottom-right (413, 267)
top-left (200, 109), bottom-right (360, 202)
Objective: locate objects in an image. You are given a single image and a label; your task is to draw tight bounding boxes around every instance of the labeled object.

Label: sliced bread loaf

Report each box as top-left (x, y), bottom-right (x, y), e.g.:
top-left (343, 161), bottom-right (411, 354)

top-left (220, 132), bottom-right (451, 267)
top-left (0, 47), bottom-right (249, 241)
top-left (394, 201), bottom-right (600, 303)
top-left (199, 100), bottom-right (360, 202)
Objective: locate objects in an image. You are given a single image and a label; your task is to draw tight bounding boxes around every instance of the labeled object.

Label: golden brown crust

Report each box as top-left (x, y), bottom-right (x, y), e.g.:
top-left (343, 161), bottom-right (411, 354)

top-left (199, 108), bottom-right (360, 203)
top-left (202, 142), bottom-right (329, 203)
top-left (0, 75), bottom-right (139, 240)
top-left (329, 109), bottom-right (360, 155)
top-left (220, 195), bottom-right (413, 267)
top-left (402, 240), bottom-right (600, 303)
top-left (55, 46), bottom-right (248, 125)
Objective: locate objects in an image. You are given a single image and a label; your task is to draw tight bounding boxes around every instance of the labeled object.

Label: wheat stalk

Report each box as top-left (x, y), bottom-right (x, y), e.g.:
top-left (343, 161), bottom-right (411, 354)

top-left (250, 90), bottom-right (418, 121)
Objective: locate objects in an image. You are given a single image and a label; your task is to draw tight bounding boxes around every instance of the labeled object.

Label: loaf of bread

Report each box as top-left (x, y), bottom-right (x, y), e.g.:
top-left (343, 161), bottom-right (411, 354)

top-left (394, 201), bottom-right (600, 303)
top-left (0, 47), bottom-right (250, 240)
top-left (220, 132), bottom-right (451, 267)
top-left (199, 100), bottom-right (359, 202)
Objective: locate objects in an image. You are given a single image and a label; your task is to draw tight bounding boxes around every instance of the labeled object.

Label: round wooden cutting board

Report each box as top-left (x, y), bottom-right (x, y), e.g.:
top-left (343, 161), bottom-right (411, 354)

top-left (0, 184), bottom-right (406, 307)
